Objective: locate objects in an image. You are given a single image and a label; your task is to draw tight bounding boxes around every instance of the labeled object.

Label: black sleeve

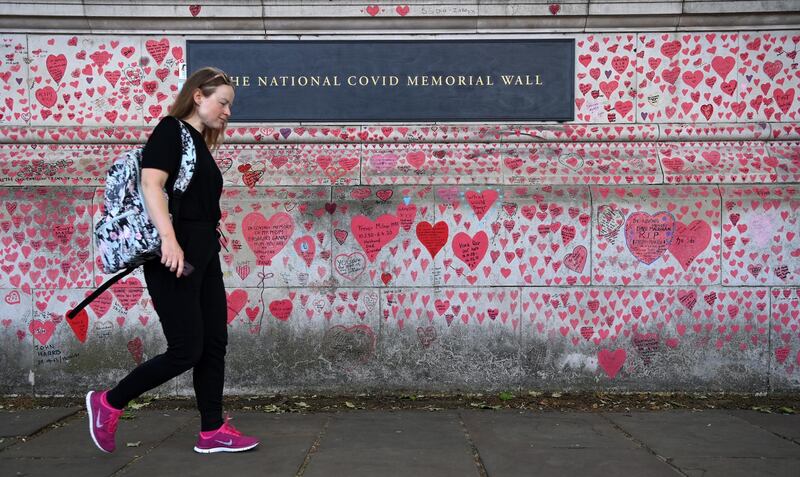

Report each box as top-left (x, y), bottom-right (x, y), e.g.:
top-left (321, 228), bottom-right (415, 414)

top-left (141, 117), bottom-right (181, 177)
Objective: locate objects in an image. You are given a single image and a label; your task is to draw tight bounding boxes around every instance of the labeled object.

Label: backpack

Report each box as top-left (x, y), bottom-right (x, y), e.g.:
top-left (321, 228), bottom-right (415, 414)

top-left (67, 117), bottom-right (196, 320)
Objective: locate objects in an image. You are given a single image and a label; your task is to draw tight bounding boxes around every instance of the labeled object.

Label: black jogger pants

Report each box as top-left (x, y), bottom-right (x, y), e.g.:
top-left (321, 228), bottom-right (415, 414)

top-left (106, 220), bottom-right (227, 431)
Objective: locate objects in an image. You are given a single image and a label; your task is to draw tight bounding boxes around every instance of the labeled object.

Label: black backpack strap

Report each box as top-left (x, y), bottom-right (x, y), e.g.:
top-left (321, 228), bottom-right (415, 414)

top-left (66, 266), bottom-right (137, 319)
top-left (170, 192), bottom-right (183, 220)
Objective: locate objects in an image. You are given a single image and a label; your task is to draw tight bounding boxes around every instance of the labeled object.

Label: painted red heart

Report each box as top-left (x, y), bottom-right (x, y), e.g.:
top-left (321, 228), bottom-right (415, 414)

top-left (226, 289), bottom-right (247, 324)
top-left (334, 229), bottom-right (348, 245)
top-left (711, 55), bottom-right (735, 80)
top-left (677, 290), bottom-right (697, 310)
top-left (668, 220), bottom-right (711, 271)
top-left (245, 306), bottom-right (259, 322)
top-left (598, 348), bottom-right (626, 378)
top-left (416, 221), bottom-right (448, 258)
top-left (110, 277), bottom-right (143, 311)
top-left (376, 189), bottom-right (393, 202)
top-left (4, 290), bottom-right (21, 305)
top-left (406, 151), bottom-right (426, 168)
top-left (293, 235), bottom-right (316, 267)
top-left (452, 231), bottom-right (489, 271)
top-left (87, 291), bottom-right (112, 318)
top-left (242, 212), bottom-right (294, 265)
top-left (35, 86), bottom-right (57, 108)
top-left (127, 337), bottom-right (143, 364)
top-left (269, 299), bottom-right (293, 321)
top-left (774, 88), bottom-right (795, 115)
top-left (351, 214), bottom-right (400, 262)
top-left (465, 190), bottom-right (498, 220)
top-left (395, 204), bottom-right (416, 232)
top-left (701, 151), bottom-right (721, 166)
top-left (29, 319), bottom-right (56, 346)
top-left (145, 38), bottom-right (170, 65)
top-left (46, 54), bottom-right (67, 83)
top-left (624, 211), bottom-right (675, 265)
top-left (66, 308), bottom-right (88, 343)
top-left (564, 245), bottom-right (587, 273)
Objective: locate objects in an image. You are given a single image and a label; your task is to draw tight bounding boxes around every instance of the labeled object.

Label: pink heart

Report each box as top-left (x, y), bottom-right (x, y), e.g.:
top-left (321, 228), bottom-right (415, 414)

top-left (127, 337), bottom-right (143, 364)
top-left (452, 231), bottom-right (489, 271)
top-left (4, 290), bottom-right (21, 305)
top-left (465, 190), bottom-right (498, 220)
top-left (29, 319), bottom-right (56, 346)
top-left (624, 211), bottom-right (676, 265)
top-left (351, 214), bottom-right (400, 262)
top-left (406, 151), bottom-right (426, 169)
top-left (242, 212), bottom-right (294, 265)
top-left (269, 299), bottom-right (293, 321)
top-left (564, 245), bottom-right (588, 273)
top-left (87, 291), bottom-right (112, 318)
top-left (226, 289), bottom-right (248, 324)
top-left (110, 277), bottom-right (143, 311)
top-left (598, 348), bottom-right (626, 378)
top-left (293, 236), bottom-right (316, 267)
top-left (668, 220), bottom-right (711, 271)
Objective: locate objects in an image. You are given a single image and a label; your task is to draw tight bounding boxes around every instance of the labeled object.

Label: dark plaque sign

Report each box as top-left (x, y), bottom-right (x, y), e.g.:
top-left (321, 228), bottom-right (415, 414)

top-left (187, 40), bottom-right (574, 122)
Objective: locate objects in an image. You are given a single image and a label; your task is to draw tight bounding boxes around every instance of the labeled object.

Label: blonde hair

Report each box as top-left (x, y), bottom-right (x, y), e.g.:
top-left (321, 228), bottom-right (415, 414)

top-left (168, 66), bottom-right (233, 150)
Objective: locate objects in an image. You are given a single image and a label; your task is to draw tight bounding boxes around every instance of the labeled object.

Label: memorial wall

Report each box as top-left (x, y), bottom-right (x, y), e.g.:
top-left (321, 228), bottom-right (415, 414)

top-left (0, 1), bottom-right (799, 395)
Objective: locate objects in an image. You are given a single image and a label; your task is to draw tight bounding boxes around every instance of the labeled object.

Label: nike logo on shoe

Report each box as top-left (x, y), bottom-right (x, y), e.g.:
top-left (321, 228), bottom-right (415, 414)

top-left (96, 411), bottom-right (104, 428)
top-left (215, 439), bottom-right (233, 445)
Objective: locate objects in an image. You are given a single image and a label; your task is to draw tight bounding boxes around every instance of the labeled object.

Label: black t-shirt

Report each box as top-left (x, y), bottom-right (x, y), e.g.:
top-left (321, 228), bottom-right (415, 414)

top-left (141, 117), bottom-right (222, 222)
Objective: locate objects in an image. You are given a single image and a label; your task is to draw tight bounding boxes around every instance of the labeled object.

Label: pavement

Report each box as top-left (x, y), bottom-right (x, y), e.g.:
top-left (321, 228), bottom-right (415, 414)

top-left (1, 406), bottom-right (799, 476)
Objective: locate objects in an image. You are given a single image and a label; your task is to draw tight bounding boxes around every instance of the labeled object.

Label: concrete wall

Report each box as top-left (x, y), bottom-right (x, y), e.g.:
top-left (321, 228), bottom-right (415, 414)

top-left (0, 2), bottom-right (799, 395)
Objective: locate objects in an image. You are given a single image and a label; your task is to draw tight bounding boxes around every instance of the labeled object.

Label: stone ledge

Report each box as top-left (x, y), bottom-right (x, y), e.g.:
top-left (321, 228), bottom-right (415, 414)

top-left (0, 1), bottom-right (798, 33)
top-left (0, 123), bottom-right (798, 144)
top-left (1, 142), bottom-right (797, 187)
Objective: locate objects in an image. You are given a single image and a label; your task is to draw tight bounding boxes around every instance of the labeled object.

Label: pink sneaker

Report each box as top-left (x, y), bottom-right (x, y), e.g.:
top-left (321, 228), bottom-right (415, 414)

top-left (193, 416), bottom-right (260, 454)
top-left (86, 390), bottom-right (123, 453)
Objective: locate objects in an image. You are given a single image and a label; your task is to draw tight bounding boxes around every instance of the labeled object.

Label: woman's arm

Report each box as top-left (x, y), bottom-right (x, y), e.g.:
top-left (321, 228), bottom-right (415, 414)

top-left (141, 168), bottom-right (184, 277)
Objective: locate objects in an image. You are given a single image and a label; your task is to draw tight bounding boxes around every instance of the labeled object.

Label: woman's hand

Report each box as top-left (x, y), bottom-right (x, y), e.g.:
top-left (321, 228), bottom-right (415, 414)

top-left (160, 235), bottom-right (185, 277)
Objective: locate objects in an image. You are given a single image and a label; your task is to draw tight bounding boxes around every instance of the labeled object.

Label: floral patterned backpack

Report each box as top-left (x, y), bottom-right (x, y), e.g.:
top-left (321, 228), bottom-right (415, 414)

top-left (67, 117), bottom-right (196, 320)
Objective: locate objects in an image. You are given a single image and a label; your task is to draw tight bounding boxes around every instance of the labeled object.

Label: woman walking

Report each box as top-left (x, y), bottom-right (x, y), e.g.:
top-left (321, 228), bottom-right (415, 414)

top-left (86, 67), bottom-right (259, 454)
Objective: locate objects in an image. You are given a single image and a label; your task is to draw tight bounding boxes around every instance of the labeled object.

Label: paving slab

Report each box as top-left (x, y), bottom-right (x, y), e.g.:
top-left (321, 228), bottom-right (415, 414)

top-left (303, 411), bottom-right (479, 477)
top-left (0, 457), bottom-right (135, 477)
top-left (605, 410), bottom-right (800, 459)
top-left (461, 410), bottom-right (678, 477)
top-left (727, 411), bottom-right (800, 444)
top-left (120, 412), bottom-right (327, 476)
top-left (1, 409), bottom-right (799, 476)
top-left (674, 456), bottom-right (800, 477)
top-left (605, 411), bottom-right (800, 476)
top-left (0, 436), bottom-right (18, 451)
top-left (0, 407), bottom-right (80, 438)
top-left (0, 410), bottom-right (195, 477)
